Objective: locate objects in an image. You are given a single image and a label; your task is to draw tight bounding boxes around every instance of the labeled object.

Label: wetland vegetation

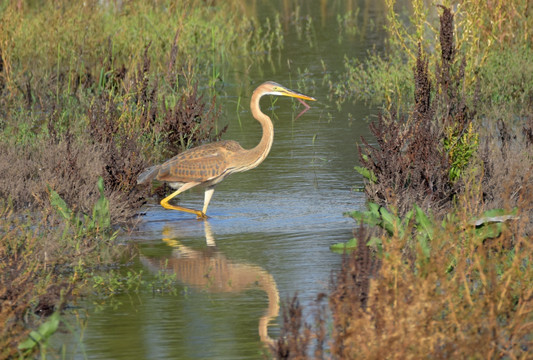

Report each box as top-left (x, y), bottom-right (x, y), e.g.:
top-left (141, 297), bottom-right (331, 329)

top-left (0, 0), bottom-right (532, 359)
top-left (0, 0), bottom-right (281, 357)
top-left (277, 1), bottom-right (533, 359)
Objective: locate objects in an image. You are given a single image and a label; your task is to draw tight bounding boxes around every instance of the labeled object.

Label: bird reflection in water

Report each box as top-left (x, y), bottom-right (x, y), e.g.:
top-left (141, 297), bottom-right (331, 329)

top-left (139, 222), bottom-right (280, 346)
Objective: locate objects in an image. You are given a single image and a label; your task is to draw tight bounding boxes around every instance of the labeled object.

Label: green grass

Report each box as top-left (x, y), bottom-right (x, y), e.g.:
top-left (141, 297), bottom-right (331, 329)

top-left (0, 0), bottom-right (282, 145)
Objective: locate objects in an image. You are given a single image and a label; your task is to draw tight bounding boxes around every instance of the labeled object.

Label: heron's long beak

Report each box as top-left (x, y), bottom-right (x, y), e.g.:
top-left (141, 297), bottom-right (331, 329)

top-left (281, 87), bottom-right (316, 102)
top-left (279, 85), bottom-right (316, 101)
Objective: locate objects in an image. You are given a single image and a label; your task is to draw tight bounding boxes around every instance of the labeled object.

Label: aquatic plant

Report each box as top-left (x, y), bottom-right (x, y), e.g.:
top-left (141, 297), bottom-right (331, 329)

top-left (333, 202), bottom-right (518, 255)
top-left (49, 177), bottom-right (112, 235)
top-left (17, 312), bottom-right (60, 357)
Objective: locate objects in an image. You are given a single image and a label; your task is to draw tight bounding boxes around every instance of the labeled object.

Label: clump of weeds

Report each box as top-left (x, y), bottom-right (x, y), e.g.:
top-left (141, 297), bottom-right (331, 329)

top-left (0, 196), bottom-right (123, 359)
top-left (358, 6), bottom-right (476, 217)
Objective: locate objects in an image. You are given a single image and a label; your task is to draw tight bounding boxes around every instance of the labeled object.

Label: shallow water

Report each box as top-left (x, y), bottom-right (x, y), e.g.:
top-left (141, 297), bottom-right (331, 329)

top-left (59, 1), bottom-right (389, 358)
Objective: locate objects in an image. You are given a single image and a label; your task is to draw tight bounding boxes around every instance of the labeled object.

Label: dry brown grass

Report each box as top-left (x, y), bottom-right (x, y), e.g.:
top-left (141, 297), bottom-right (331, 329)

top-left (479, 117), bottom-right (533, 232)
top-left (0, 136), bottom-right (103, 212)
top-left (0, 216), bottom-right (39, 359)
top-left (0, 134), bottom-right (143, 225)
top-left (331, 226), bottom-right (531, 359)
top-left (275, 211), bottom-right (532, 359)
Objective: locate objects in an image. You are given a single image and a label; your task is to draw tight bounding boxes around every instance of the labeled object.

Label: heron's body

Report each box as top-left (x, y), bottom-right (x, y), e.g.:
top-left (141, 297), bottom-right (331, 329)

top-left (137, 81), bottom-right (315, 218)
top-left (137, 140), bottom-right (249, 189)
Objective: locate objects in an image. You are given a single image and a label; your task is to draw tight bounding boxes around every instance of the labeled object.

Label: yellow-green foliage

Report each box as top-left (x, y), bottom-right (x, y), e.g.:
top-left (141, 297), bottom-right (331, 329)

top-left (0, 0), bottom-right (278, 92)
top-left (337, 0), bottom-right (533, 107)
top-left (386, 0), bottom-right (532, 78)
top-left (332, 216), bottom-right (532, 358)
top-left (444, 122), bottom-right (479, 182)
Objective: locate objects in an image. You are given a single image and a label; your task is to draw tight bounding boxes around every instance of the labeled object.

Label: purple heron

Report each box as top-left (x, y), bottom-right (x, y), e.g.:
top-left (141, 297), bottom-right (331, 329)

top-left (137, 81), bottom-right (316, 219)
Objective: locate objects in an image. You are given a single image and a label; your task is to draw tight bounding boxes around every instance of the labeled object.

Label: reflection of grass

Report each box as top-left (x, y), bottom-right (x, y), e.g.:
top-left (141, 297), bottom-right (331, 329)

top-left (0, 0), bottom-right (284, 356)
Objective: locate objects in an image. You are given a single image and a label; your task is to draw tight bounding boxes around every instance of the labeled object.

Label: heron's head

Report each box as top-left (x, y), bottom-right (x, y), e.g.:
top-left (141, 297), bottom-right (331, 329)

top-left (257, 81), bottom-right (316, 101)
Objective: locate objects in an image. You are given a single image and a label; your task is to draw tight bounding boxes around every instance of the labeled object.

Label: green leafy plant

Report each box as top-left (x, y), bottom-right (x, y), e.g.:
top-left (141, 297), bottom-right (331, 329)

top-left (91, 270), bottom-right (145, 296)
top-left (48, 177), bottom-right (112, 235)
top-left (354, 164), bottom-right (377, 184)
top-left (443, 122), bottom-right (479, 182)
top-left (90, 177), bottom-right (111, 231)
top-left (330, 237), bottom-right (357, 254)
top-left (18, 312), bottom-right (60, 357)
top-left (332, 202), bottom-right (518, 255)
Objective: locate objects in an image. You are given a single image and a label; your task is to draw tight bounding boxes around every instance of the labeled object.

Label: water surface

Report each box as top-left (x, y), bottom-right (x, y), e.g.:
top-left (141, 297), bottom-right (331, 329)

top-left (61, 1), bottom-right (389, 358)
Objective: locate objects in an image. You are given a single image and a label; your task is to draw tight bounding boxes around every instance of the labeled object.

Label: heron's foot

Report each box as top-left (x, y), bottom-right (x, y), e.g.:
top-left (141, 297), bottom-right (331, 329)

top-left (160, 200), bottom-right (207, 219)
top-left (196, 212), bottom-right (209, 220)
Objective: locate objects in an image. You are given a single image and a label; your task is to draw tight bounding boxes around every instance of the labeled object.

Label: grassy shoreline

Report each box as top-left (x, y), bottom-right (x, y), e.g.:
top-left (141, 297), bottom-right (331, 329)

top-left (0, 1), bottom-right (281, 357)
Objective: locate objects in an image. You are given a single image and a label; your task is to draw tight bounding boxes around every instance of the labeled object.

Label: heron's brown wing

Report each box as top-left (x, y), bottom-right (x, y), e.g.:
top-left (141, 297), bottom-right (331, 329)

top-left (156, 141), bottom-right (243, 183)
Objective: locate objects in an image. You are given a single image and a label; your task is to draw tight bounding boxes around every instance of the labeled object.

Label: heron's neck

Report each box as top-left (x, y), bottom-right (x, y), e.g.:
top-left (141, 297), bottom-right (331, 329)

top-left (245, 92), bottom-right (274, 169)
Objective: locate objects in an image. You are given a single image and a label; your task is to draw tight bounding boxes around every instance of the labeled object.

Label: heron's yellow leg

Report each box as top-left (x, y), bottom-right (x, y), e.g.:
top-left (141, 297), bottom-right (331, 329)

top-left (160, 182), bottom-right (207, 219)
top-left (161, 227), bottom-right (202, 257)
top-left (161, 227), bottom-right (182, 248)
